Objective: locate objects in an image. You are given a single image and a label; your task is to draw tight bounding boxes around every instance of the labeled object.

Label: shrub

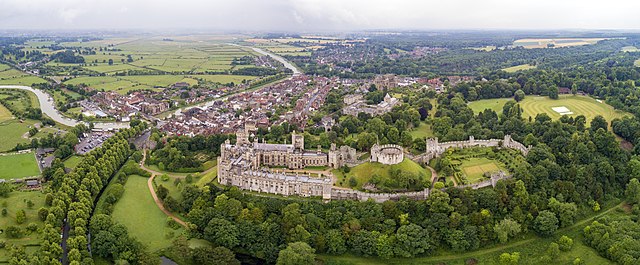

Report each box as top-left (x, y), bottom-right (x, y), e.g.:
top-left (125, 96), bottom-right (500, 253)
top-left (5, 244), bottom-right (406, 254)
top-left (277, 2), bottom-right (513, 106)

top-left (5, 226), bottom-right (23, 238)
top-left (557, 235), bottom-right (573, 251)
top-left (26, 223), bottom-right (38, 232)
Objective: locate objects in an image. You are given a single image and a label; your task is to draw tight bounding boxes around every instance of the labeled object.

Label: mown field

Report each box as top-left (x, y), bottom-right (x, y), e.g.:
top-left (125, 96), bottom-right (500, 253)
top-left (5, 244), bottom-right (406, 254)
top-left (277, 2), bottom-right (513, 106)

top-left (111, 175), bottom-right (183, 251)
top-left (468, 95), bottom-right (630, 125)
top-left (460, 157), bottom-right (503, 182)
top-left (513, 38), bottom-right (608, 49)
top-left (0, 119), bottom-right (39, 152)
top-left (0, 152), bottom-right (40, 179)
top-left (502, 64), bottom-right (536, 72)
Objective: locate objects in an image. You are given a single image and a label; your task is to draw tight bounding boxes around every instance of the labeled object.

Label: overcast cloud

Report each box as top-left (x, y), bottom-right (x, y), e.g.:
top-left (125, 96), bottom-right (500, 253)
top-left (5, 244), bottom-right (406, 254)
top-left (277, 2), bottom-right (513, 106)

top-left (0, 0), bottom-right (638, 31)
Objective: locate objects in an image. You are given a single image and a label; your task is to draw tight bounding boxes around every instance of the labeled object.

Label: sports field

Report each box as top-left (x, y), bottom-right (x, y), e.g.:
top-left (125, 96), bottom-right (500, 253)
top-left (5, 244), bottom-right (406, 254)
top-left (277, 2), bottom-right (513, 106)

top-left (0, 152), bottom-right (40, 179)
top-left (460, 158), bottom-right (502, 182)
top-left (468, 95), bottom-right (630, 124)
top-left (502, 64), bottom-right (536, 72)
top-left (111, 175), bottom-right (183, 251)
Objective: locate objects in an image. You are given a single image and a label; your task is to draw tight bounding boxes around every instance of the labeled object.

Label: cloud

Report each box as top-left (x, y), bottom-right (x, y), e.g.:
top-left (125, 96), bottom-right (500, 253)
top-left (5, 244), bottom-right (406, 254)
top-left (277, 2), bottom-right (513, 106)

top-left (0, 0), bottom-right (638, 30)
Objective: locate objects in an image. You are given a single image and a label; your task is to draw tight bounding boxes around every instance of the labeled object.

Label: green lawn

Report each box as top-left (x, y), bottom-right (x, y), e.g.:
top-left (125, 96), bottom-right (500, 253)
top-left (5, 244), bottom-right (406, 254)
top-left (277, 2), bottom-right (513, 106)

top-left (111, 175), bottom-right (183, 251)
top-left (63, 155), bottom-right (83, 169)
top-left (333, 159), bottom-right (430, 190)
top-left (155, 175), bottom-right (184, 201)
top-left (501, 64), bottom-right (536, 72)
top-left (0, 152), bottom-right (40, 179)
top-left (460, 157), bottom-right (505, 182)
top-left (409, 122), bottom-right (434, 139)
top-left (0, 103), bottom-right (13, 121)
top-left (468, 95), bottom-right (630, 125)
top-left (197, 167), bottom-right (218, 187)
top-left (0, 119), bottom-right (38, 152)
top-left (0, 190), bottom-right (48, 261)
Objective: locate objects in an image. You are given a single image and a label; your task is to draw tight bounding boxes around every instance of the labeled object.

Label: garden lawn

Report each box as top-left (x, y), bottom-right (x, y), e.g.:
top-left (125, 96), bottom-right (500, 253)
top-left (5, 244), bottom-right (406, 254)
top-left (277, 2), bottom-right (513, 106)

top-left (0, 152), bottom-right (40, 179)
top-left (111, 175), bottom-right (183, 251)
top-left (468, 95), bottom-right (630, 126)
top-left (460, 157), bottom-right (504, 183)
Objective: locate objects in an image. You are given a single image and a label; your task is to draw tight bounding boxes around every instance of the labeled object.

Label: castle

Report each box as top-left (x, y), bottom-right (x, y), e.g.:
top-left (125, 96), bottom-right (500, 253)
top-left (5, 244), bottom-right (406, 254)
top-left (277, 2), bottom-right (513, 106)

top-left (343, 93), bottom-right (400, 116)
top-left (370, 144), bottom-right (404, 165)
top-left (422, 135), bottom-right (530, 163)
top-left (217, 124), bottom-right (355, 199)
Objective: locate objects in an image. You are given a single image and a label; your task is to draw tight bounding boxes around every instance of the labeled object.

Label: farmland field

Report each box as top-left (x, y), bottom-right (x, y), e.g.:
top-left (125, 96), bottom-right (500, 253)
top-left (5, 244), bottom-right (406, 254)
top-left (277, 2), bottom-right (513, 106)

top-left (0, 68), bottom-right (47, 85)
top-left (502, 64), bottom-right (536, 72)
top-left (111, 175), bottom-right (183, 251)
top-left (0, 152), bottom-right (40, 179)
top-left (513, 38), bottom-right (608, 49)
top-left (621, 46), bottom-right (640, 52)
top-left (468, 95), bottom-right (630, 124)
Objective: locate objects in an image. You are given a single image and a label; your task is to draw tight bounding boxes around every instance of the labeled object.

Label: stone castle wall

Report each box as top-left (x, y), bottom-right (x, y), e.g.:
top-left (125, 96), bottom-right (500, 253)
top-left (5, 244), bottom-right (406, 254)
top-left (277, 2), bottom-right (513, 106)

top-left (422, 135), bottom-right (529, 164)
top-left (370, 144), bottom-right (404, 165)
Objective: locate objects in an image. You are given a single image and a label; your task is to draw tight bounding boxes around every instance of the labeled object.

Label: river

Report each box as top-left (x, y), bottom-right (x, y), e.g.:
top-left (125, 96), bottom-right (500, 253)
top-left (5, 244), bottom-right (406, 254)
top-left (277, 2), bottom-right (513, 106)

top-left (0, 85), bottom-right (130, 130)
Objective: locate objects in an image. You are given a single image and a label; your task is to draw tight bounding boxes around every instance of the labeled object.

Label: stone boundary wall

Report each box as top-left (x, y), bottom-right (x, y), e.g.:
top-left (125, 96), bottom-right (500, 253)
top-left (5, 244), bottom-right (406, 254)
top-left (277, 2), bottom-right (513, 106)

top-left (331, 188), bottom-right (430, 202)
top-left (421, 135), bottom-right (530, 164)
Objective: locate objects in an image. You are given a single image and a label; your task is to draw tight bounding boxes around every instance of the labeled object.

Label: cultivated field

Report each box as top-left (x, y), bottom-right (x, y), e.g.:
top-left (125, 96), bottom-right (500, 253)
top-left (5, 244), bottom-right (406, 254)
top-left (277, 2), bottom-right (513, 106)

top-left (468, 95), bottom-right (630, 124)
top-left (502, 64), bottom-right (536, 72)
top-left (111, 175), bottom-right (183, 251)
top-left (0, 152), bottom-right (40, 179)
top-left (513, 38), bottom-right (608, 49)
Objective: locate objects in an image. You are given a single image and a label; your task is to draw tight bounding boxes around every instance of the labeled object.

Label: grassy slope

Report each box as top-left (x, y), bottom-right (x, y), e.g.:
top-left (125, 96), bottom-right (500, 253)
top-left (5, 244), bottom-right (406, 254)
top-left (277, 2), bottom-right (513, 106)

top-left (334, 159), bottom-right (430, 189)
top-left (111, 175), bottom-right (183, 252)
top-left (0, 152), bottom-right (40, 179)
top-left (468, 95), bottom-right (630, 125)
top-left (409, 122), bottom-right (434, 139)
top-left (502, 64), bottom-right (536, 72)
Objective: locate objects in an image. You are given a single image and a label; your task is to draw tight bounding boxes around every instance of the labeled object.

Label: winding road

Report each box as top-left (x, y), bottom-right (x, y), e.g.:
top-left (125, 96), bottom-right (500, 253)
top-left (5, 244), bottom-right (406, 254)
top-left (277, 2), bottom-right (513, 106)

top-left (0, 85), bottom-right (130, 130)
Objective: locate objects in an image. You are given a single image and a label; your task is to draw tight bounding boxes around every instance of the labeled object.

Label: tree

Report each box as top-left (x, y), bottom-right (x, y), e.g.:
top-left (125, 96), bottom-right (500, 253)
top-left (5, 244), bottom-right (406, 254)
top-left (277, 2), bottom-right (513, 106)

top-left (325, 229), bottom-right (346, 254)
top-left (546, 242), bottom-right (560, 260)
top-left (204, 218), bottom-right (239, 249)
top-left (534, 210), bottom-right (558, 237)
top-left (494, 218), bottom-right (521, 243)
top-left (16, 209), bottom-right (26, 224)
top-left (514, 89), bottom-right (525, 102)
top-left (108, 59), bottom-right (113, 65)
top-left (499, 252), bottom-right (520, 265)
top-left (590, 115), bottom-right (607, 132)
top-left (394, 224), bottom-right (431, 257)
top-left (626, 178), bottom-right (640, 204)
top-left (276, 242), bottom-right (316, 265)
top-left (192, 246), bottom-right (240, 265)
top-left (557, 235), bottom-right (573, 251)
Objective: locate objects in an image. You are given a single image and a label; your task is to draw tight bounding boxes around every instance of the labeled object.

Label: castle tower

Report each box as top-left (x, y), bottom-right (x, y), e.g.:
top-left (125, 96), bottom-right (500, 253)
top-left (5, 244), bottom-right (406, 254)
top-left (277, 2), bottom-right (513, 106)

top-left (426, 137), bottom-right (439, 154)
top-left (292, 131), bottom-right (305, 151)
top-left (469, 135), bottom-right (475, 145)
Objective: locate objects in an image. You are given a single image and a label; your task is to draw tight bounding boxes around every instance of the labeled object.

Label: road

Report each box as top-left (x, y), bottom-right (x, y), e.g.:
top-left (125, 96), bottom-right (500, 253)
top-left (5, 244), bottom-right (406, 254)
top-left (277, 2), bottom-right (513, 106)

top-left (0, 85), bottom-right (130, 130)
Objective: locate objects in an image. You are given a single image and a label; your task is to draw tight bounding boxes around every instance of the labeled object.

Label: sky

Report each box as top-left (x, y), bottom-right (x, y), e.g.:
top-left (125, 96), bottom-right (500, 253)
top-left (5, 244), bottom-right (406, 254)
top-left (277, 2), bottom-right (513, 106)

top-left (0, 0), bottom-right (639, 31)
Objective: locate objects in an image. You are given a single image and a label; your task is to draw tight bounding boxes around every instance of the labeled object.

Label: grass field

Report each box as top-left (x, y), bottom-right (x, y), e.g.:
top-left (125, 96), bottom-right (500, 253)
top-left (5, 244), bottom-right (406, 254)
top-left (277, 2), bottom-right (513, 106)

top-left (63, 155), bottom-right (83, 169)
top-left (0, 190), bottom-right (48, 261)
top-left (409, 122), bottom-right (434, 139)
top-left (468, 95), bottom-right (630, 125)
top-left (502, 64), bottom-right (536, 72)
top-left (0, 119), bottom-right (39, 152)
top-left (111, 175), bottom-right (183, 251)
top-left (333, 159), bottom-right (430, 190)
top-left (635, 59), bottom-right (640, 67)
top-left (460, 157), bottom-right (503, 182)
top-left (621, 46), bottom-right (640, 52)
top-left (197, 166), bottom-right (218, 187)
top-left (0, 103), bottom-right (13, 121)
top-left (0, 152), bottom-right (40, 179)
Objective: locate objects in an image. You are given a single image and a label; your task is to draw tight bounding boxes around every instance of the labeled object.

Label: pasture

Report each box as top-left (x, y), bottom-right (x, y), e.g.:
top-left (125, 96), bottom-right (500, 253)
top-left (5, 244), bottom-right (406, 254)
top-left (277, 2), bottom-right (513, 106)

top-left (0, 190), bottom-right (48, 261)
top-left (502, 64), bottom-right (536, 72)
top-left (468, 95), bottom-right (630, 125)
top-left (513, 38), bottom-right (608, 49)
top-left (111, 175), bottom-right (183, 251)
top-left (0, 152), bottom-right (40, 179)
top-left (0, 119), bottom-right (38, 152)
top-left (0, 68), bottom-right (47, 85)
